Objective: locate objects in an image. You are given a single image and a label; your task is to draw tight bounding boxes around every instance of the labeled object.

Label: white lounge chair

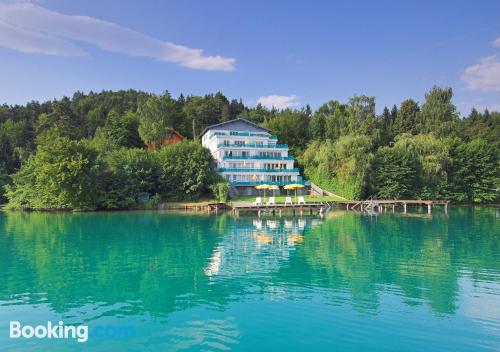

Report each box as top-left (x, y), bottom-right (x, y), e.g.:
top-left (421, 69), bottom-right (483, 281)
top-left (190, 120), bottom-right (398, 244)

top-left (284, 196), bottom-right (293, 205)
top-left (297, 196), bottom-right (306, 205)
top-left (267, 197), bottom-right (276, 205)
top-left (254, 197), bottom-right (263, 206)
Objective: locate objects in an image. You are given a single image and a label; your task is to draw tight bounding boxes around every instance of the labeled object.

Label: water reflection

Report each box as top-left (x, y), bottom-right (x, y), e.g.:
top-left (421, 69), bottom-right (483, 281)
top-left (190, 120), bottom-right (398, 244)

top-left (0, 207), bottom-right (499, 350)
top-left (204, 217), bottom-right (318, 279)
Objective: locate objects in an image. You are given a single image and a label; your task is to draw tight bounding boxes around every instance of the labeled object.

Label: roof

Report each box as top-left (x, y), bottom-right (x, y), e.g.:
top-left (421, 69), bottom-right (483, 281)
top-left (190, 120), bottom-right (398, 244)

top-left (165, 127), bottom-right (184, 139)
top-left (200, 118), bottom-right (270, 137)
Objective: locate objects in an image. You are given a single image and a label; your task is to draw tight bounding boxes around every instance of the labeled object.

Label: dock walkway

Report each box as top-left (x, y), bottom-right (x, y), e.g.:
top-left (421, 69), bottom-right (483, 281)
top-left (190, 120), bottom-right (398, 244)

top-left (231, 199), bottom-right (449, 216)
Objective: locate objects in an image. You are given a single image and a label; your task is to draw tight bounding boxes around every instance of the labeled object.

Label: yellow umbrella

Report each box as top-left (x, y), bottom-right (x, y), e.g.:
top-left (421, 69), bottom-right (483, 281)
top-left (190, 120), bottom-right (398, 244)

top-left (268, 185), bottom-right (279, 196)
top-left (255, 184), bottom-right (271, 198)
top-left (284, 183), bottom-right (304, 202)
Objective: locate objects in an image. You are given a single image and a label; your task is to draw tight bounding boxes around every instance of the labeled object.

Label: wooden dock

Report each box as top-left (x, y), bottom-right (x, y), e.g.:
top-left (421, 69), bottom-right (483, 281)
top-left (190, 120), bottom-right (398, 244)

top-left (231, 199), bottom-right (449, 216)
top-left (344, 199), bottom-right (449, 214)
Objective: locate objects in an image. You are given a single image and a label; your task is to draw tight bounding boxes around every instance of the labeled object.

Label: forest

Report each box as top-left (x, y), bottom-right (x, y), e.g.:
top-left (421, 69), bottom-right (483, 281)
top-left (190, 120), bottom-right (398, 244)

top-left (0, 86), bottom-right (498, 210)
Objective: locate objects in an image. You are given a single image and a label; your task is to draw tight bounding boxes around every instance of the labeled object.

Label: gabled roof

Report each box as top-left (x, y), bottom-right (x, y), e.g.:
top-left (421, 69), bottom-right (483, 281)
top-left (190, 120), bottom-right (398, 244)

top-left (200, 118), bottom-right (270, 137)
top-left (165, 127), bottom-right (185, 139)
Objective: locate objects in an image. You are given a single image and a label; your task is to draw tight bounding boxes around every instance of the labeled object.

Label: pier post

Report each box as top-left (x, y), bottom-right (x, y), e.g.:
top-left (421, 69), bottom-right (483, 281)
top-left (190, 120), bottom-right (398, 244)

top-left (427, 203), bottom-right (432, 215)
top-left (444, 203), bottom-right (448, 215)
top-left (258, 210), bottom-right (261, 217)
top-left (310, 208), bottom-right (313, 215)
top-left (279, 209), bottom-right (282, 217)
top-left (346, 203), bottom-right (349, 210)
top-left (403, 203), bottom-right (407, 214)
top-left (300, 208), bottom-right (304, 216)
top-left (392, 205), bottom-right (395, 213)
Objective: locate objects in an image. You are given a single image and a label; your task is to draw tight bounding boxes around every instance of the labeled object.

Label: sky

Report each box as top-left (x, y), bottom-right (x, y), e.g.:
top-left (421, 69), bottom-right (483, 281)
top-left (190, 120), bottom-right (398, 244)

top-left (0, 0), bottom-right (499, 115)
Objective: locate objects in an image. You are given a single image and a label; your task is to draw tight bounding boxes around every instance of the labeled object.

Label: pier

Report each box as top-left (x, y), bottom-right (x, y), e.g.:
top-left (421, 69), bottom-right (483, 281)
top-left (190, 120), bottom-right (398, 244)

top-left (344, 199), bottom-right (449, 214)
top-left (231, 199), bottom-right (449, 216)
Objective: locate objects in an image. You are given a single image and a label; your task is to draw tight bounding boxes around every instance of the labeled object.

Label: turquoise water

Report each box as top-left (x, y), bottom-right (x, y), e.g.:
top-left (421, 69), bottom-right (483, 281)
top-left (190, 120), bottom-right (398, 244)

top-left (0, 207), bottom-right (499, 351)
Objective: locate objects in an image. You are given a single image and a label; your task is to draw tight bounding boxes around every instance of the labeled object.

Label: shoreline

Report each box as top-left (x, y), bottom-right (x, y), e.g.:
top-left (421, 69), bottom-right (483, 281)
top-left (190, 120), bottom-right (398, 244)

top-left (1, 201), bottom-right (498, 213)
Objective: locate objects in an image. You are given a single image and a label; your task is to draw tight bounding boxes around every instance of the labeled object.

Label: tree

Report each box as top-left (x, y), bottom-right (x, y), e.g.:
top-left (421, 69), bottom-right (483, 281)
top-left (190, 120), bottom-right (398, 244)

top-left (378, 106), bottom-right (393, 146)
top-left (373, 146), bottom-right (417, 199)
top-left (156, 141), bottom-right (217, 200)
top-left (420, 86), bottom-right (459, 135)
top-left (262, 108), bottom-right (310, 155)
top-left (93, 111), bottom-right (144, 151)
top-left (301, 135), bottom-right (374, 199)
top-left (448, 139), bottom-right (499, 202)
top-left (5, 136), bottom-right (99, 210)
top-left (98, 148), bottom-right (162, 209)
top-left (138, 93), bottom-right (184, 149)
top-left (309, 112), bottom-right (326, 140)
top-left (393, 99), bottom-right (419, 136)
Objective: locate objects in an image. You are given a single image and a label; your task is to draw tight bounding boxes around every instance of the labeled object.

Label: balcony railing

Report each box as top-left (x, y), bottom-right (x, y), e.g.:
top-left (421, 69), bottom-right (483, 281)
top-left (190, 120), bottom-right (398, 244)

top-left (218, 168), bottom-right (299, 173)
top-left (231, 180), bottom-right (309, 186)
top-left (222, 155), bottom-right (294, 160)
top-left (210, 132), bottom-right (278, 139)
top-left (217, 143), bottom-right (288, 149)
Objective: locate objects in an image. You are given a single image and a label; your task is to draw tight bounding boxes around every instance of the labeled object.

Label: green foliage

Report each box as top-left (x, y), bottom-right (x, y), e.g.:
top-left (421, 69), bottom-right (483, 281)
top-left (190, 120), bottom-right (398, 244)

top-left (0, 165), bottom-right (9, 203)
top-left (155, 141), bottom-right (217, 200)
top-left (373, 146), bottom-right (416, 199)
top-left (262, 108), bottom-right (310, 155)
top-left (138, 92), bottom-right (184, 148)
top-left (301, 135), bottom-right (374, 200)
top-left (98, 148), bottom-right (162, 209)
top-left (448, 139), bottom-right (499, 202)
top-left (393, 99), bottom-right (419, 136)
top-left (93, 110), bottom-right (144, 151)
top-left (420, 86), bottom-right (459, 136)
top-left (210, 182), bottom-right (230, 203)
top-left (5, 137), bottom-right (99, 210)
top-left (0, 86), bottom-right (498, 207)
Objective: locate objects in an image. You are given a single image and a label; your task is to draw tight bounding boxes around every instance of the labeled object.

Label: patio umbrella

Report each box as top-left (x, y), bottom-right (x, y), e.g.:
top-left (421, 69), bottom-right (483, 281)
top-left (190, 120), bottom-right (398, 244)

top-left (255, 184), bottom-right (271, 198)
top-left (284, 184), bottom-right (304, 202)
top-left (268, 185), bottom-right (279, 197)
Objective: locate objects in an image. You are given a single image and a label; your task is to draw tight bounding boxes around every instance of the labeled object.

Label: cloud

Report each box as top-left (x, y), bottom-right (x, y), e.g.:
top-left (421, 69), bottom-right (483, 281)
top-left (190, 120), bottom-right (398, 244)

top-left (257, 95), bottom-right (299, 109)
top-left (492, 37), bottom-right (500, 48)
top-left (0, 2), bottom-right (235, 71)
top-left (461, 55), bottom-right (500, 91)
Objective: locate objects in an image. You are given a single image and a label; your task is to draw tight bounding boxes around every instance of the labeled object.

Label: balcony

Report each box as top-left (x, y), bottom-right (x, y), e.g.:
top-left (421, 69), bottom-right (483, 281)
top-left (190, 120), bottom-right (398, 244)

top-left (210, 132), bottom-right (278, 139)
top-left (222, 155), bottom-right (294, 160)
top-left (217, 143), bottom-right (288, 149)
top-left (232, 180), bottom-right (309, 186)
top-left (218, 168), bottom-right (299, 173)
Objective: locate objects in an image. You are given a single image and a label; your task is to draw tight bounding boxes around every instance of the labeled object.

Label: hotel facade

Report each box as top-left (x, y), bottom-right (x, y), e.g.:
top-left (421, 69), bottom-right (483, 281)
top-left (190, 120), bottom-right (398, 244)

top-left (201, 118), bottom-right (303, 188)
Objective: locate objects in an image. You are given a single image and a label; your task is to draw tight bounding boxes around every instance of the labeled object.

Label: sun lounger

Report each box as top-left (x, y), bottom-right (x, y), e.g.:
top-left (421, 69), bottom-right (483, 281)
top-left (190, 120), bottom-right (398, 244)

top-left (254, 197), bottom-right (263, 206)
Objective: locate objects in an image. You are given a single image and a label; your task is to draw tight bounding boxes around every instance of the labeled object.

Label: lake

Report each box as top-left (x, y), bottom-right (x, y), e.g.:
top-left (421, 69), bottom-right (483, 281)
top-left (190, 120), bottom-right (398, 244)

top-left (0, 207), bottom-right (499, 351)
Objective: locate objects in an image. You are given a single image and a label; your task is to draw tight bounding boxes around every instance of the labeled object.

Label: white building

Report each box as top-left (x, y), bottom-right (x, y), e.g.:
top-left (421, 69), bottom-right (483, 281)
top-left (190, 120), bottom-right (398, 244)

top-left (200, 118), bottom-right (302, 188)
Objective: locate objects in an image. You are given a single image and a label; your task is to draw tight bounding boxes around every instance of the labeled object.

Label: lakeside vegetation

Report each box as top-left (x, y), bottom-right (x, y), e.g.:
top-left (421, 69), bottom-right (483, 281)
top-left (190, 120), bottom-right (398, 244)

top-left (0, 87), bottom-right (498, 210)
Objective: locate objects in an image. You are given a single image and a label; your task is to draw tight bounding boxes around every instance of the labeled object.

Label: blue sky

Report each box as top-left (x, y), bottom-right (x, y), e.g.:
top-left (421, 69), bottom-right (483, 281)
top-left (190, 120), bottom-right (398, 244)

top-left (0, 0), bottom-right (499, 115)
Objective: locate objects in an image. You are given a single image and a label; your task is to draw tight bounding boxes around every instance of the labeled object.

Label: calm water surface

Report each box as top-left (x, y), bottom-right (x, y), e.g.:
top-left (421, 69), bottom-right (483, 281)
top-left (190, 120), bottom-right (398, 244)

top-left (0, 207), bottom-right (499, 351)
